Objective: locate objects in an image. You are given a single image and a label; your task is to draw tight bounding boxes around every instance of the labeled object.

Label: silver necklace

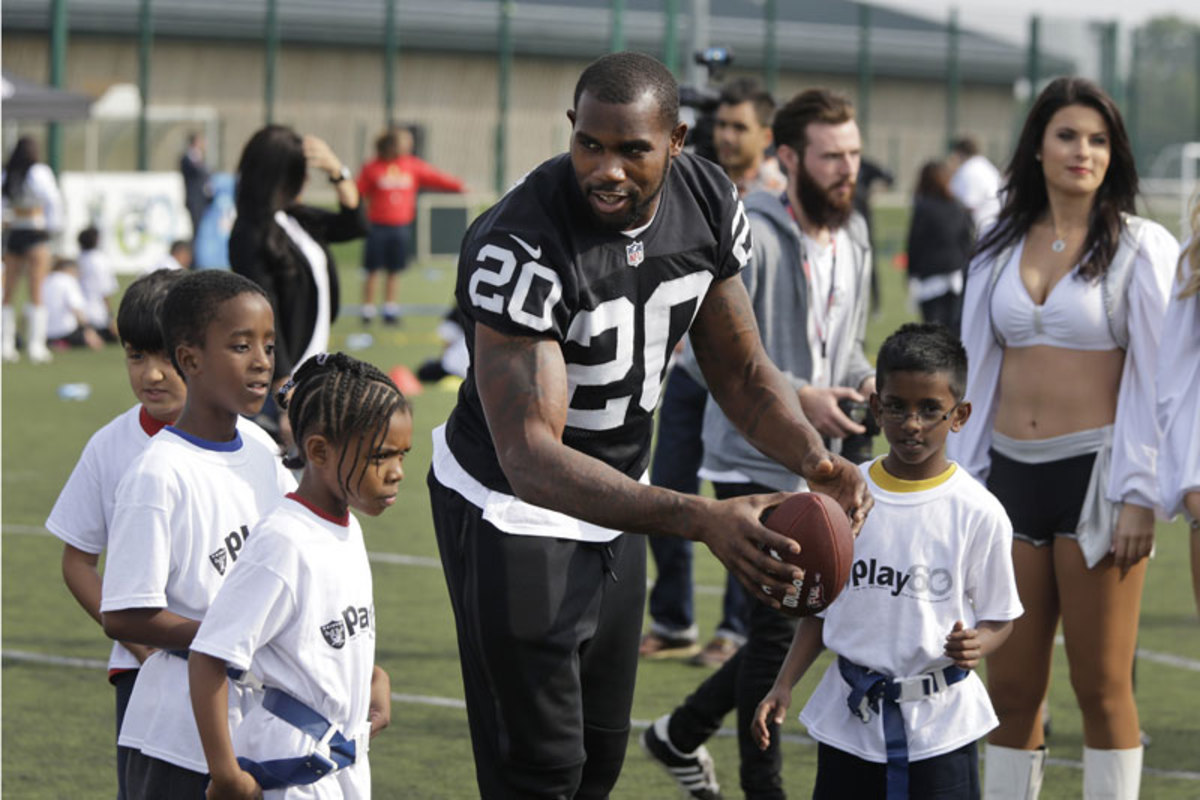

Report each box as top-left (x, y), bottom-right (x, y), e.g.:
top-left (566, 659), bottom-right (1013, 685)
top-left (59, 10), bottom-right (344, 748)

top-left (1051, 237), bottom-right (1067, 253)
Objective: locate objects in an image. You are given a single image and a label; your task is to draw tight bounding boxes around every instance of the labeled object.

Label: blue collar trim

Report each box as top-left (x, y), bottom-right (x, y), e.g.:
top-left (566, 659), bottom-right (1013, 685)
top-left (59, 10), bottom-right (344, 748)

top-left (165, 426), bottom-right (244, 452)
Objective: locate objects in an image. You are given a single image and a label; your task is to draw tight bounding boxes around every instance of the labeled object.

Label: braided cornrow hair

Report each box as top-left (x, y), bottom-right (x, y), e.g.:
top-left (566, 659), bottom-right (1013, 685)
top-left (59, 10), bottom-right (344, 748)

top-left (277, 353), bottom-right (410, 495)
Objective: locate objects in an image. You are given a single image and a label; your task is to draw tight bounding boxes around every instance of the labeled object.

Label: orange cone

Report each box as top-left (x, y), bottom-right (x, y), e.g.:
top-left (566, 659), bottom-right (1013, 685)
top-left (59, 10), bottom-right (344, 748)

top-left (389, 365), bottom-right (423, 397)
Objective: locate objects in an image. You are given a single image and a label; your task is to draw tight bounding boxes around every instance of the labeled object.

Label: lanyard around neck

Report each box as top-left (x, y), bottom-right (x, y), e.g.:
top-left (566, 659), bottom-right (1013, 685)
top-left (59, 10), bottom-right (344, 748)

top-left (786, 199), bottom-right (838, 360)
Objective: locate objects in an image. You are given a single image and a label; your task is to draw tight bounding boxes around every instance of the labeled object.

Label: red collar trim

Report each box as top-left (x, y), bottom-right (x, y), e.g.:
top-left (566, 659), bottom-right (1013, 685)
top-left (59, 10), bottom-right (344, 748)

top-left (138, 406), bottom-right (172, 437)
top-left (286, 492), bottom-right (350, 527)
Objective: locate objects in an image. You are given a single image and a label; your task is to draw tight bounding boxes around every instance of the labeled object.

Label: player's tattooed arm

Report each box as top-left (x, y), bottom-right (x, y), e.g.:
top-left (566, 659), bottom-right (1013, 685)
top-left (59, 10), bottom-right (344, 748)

top-left (474, 322), bottom-right (806, 603)
top-left (690, 276), bottom-right (872, 532)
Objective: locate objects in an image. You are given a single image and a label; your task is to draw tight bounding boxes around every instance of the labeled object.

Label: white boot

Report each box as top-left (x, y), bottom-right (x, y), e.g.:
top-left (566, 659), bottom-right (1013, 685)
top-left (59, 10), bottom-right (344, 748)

top-left (984, 744), bottom-right (1046, 799)
top-left (25, 304), bottom-right (51, 364)
top-left (1083, 746), bottom-right (1142, 799)
top-left (2, 305), bottom-right (18, 362)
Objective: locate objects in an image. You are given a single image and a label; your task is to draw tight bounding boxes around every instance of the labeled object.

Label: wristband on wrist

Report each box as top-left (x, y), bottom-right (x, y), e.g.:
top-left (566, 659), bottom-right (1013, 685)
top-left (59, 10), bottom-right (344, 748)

top-left (330, 165), bottom-right (352, 184)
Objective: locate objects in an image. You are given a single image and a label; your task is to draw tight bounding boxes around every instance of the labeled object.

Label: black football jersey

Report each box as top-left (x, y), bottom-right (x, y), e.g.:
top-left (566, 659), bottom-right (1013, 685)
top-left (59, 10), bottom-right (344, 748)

top-left (445, 151), bottom-right (751, 495)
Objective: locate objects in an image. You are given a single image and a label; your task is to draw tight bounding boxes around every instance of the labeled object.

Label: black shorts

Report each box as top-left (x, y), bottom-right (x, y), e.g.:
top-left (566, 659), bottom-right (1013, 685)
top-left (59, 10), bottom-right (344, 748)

top-left (4, 229), bottom-right (50, 256)
top-left (813, 740), bottom-right (980, 799)
top-left (987, 448), bottom-right (1097, 547)
top-left (123, 749), bottom-right (207, 800)
top-left (429, 470), bottom-right (645, 799)
top-left (362, 223), bottom-right (412, 273)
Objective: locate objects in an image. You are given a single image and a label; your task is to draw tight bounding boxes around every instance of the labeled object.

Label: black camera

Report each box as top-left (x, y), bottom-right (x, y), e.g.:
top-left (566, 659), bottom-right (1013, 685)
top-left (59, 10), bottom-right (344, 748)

top-left (838, 398), bottom-right (880, 437)
top-left (679, 47), bottom-right (734, 163)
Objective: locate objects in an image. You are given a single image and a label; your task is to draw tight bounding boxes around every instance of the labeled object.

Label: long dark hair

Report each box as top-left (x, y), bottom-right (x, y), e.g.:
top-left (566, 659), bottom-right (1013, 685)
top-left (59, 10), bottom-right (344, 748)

top-left (3, 137), bottom-right (39, 200)
top-left (914, 160), bottom-right (953, 201)
top-left (234, 125), bottom-right (307, 277)
top-left (977, 77), bottom-right (1137, 280)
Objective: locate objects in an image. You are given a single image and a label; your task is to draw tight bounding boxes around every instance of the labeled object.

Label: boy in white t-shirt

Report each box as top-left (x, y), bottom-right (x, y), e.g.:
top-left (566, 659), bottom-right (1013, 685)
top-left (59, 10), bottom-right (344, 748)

top-left (77, 226), bottom-right (119, 340)
top-left (190, 353), bottom-right (409, 798)
top-left (43, 258), bottom-right (104, 349)
top-left (100, 270), bottom-right (296, 799)
top-left (46, 268), bottom-right (186, 800)
top-left (753, 323), bottom-right (1023, 799)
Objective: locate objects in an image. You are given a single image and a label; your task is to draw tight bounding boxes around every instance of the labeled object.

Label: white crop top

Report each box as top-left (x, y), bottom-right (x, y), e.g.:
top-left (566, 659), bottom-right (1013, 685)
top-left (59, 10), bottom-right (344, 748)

top-left (989, 241), bottom-right (1117, 351)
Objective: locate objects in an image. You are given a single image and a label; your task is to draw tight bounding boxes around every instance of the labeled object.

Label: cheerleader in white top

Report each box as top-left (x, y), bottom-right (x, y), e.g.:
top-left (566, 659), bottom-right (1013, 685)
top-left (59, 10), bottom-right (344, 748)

top-left (190, 353), bottom-right (410, 799)
top-left (1156, 210), bottom-right (1200, 617)
top-left (948, 78), bottom-right (1178, 800)
top-left (753, 323), bottom-right (1022, 800)
top-left (2, 136), bottom-right (64, 363)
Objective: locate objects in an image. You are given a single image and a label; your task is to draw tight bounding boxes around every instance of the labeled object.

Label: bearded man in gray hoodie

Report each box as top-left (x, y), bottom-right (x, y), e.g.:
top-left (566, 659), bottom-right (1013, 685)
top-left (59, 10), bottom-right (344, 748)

top-left (643, 88), bottom-right (875, 800)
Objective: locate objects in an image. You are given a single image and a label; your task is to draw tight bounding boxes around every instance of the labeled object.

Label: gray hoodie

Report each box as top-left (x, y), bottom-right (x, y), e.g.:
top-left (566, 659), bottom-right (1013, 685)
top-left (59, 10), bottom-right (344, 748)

top-left (698, 189), bottom-right (874, 491)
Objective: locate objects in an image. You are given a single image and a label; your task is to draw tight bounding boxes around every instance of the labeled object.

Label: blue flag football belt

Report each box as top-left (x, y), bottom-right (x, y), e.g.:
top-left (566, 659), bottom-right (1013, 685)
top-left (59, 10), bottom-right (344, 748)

top-left (237, 687), bottom-right (361, 791)
top-left (837, 655), bottom-right (969, 800)
top-left (166, 650), bottom-right (361, 790)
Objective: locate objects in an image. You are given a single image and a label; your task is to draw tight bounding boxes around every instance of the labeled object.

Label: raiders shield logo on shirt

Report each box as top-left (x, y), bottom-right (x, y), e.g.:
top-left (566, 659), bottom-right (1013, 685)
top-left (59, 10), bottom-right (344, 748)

top-left (321, 620), bottom-right (347, 649)
top-left (209, 549), bottom-right (228, 575)
top-left (625, 240), bottom-right (644, 267)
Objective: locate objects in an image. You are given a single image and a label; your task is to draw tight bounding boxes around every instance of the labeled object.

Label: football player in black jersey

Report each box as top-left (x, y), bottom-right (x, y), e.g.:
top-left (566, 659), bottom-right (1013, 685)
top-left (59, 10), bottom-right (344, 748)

top-left (427, 52), bottom-right (872, 799)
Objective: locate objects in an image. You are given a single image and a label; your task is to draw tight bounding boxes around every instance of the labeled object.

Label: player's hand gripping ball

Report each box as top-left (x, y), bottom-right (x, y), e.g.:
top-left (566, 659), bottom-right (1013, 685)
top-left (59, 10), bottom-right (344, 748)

top-left (762, 492), bottom-right (854, 616)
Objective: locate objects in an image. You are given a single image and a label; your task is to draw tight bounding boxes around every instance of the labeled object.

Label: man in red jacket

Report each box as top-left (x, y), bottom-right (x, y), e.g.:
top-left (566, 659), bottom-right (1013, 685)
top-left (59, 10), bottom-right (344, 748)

top-left (357, 127), bottom-right (465, 325)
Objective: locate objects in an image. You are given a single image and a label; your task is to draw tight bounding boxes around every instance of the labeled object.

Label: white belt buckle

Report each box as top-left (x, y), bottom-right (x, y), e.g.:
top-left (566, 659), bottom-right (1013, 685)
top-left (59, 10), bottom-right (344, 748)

top-left (894, 675), bottom-right (928, 703)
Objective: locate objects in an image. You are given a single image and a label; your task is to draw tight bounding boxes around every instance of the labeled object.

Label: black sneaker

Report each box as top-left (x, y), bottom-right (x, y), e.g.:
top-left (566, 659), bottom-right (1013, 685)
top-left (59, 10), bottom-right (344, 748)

top-left (640, 714), bottom-right (722, 799)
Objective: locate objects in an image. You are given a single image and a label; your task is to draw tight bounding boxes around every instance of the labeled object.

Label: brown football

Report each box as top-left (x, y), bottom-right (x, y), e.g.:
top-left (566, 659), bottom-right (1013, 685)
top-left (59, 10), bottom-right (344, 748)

top-left (763, 492), bottom-right (855, 617)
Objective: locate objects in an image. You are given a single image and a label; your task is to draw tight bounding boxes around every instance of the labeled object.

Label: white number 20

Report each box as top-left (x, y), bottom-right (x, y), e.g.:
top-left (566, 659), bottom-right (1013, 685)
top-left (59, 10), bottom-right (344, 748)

top-left (468, 243), bottom-right (713, 432)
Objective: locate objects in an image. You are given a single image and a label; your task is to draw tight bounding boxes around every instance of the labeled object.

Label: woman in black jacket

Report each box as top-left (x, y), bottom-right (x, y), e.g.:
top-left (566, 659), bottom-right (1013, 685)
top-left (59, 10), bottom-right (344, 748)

top-left (229, 126), bottom-right (367, 391)
top-left (905, 159), bottom-right (975, 332)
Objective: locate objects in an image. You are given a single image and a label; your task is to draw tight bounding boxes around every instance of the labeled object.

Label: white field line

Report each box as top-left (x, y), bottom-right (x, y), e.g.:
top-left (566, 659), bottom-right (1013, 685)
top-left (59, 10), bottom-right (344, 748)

top-left (7, 524), bottom-right (1200, 675)
top-left (5, 648), bottom-right (1200, 782)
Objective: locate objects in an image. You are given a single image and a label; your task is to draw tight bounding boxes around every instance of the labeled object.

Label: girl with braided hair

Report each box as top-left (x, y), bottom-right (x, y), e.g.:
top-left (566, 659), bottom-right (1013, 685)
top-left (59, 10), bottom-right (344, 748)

top-left (189, 352), bottom-right (412, 799)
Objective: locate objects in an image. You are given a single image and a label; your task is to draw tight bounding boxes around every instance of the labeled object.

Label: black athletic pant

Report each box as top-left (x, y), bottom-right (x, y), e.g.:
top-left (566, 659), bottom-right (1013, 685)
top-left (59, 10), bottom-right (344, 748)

top-left (430, 471), bottom-right (646, 800)
top-left (813, 740), bottom-right (980, 799)
top-left (667, 481), bottom-right (799, 800)
top-left (123, 750), bottom-right (207, 800)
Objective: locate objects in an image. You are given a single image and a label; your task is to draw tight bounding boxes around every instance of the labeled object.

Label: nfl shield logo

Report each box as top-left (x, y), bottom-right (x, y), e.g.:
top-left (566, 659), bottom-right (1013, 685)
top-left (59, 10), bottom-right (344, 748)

top-left (626, 240), bottom-right (644, 267)
top-left (321, 620), bottom-right (347, 649)
top-left (209, 549), bottom-right (228, 575)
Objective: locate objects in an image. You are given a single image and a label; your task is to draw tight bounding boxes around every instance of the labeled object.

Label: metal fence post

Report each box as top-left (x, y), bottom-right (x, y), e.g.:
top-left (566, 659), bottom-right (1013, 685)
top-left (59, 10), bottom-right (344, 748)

top-left (47, 0), bottom-right (69, 173)
top-left (611, 0), bottom-right (625, 53)
top-left (495, 0), bottom-right (513, 194)
top-left (384, 0), bottom-right (397, 126)
top-left (265, 0), bottom-right (279, 125)
top-left (857, 3), bottom-right (872, 140)
top-left (663, 0), bottom-right (679, 76)
top-left (764, 0), bottom-right (778, 96)
top-left (138, 0), bottom-right (152, 171)
top-left (945, 7), bottom-right (959, 151)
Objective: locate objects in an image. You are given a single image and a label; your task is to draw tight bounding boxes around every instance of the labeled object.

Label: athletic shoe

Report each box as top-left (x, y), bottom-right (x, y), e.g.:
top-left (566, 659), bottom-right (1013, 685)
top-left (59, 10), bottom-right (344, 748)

top-left (688, 635), bottom-right (739, 668)
top-left (640, 714), bottom-right (722, 799)
top-left (639, 631), bottom-right (701, 660)
top-left (361, 304), bottom-right (377, 326)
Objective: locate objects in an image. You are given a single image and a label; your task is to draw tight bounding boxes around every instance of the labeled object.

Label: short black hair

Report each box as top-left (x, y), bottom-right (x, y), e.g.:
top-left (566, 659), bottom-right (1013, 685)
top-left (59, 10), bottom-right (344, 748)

top-left (950, 136), bottom-right (980, 158)
top-left (718, 77), bottom-right (776, 128)
top-left (78, 226), bottom-right (100, 251)
top-left (118, 269), bottom-right (185, 352)
top-left (573, 51), bottom-right (679, 130)
top-left (875, 323), bottom-right (968, 401)
top-left (161, 269), bottom-right (269, 376)
top-left (279, 352), bottom-right (411, 493)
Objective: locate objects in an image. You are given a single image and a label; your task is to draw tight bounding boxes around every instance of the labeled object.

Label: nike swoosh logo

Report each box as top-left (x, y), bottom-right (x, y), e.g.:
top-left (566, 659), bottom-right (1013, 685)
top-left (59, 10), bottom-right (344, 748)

top-left (509, 234), bottom-right (541, 260)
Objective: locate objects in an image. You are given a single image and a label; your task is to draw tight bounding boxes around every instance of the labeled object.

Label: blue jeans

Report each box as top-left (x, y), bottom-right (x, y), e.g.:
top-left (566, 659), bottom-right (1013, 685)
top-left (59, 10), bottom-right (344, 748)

top-left (646, 369), bottom-right (751, 641)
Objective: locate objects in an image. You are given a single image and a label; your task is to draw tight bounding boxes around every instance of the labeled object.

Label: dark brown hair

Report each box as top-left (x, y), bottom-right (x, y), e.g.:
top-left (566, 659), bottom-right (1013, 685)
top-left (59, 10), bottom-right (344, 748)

top-left (976, 77), bottom-right (1137, 280)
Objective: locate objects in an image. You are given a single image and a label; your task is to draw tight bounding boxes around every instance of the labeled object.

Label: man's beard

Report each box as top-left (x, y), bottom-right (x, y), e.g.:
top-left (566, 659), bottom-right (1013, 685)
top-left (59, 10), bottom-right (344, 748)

top-left (795, 161), bottom-right (855, 230)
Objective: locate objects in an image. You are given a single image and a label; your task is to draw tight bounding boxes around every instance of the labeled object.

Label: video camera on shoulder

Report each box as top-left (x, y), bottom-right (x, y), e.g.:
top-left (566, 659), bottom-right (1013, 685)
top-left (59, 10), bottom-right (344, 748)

top-left (679, 46), bottom-right (733, 163)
